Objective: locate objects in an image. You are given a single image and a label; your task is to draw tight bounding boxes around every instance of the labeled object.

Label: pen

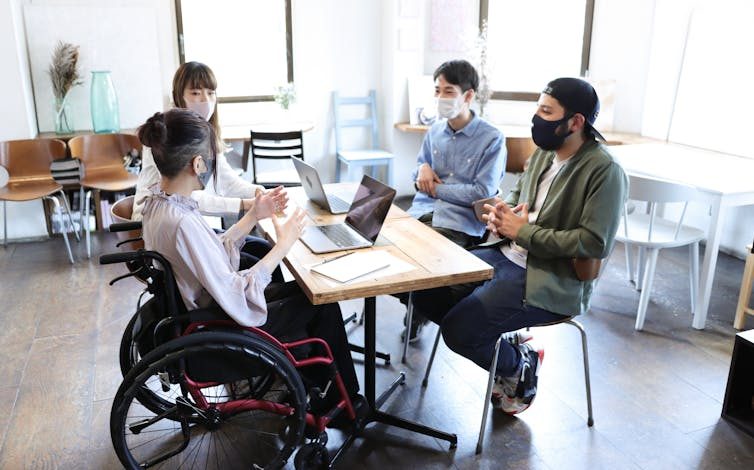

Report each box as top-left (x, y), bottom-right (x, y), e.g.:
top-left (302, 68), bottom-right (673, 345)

top-left (312, 252), bottom-right (353, 267)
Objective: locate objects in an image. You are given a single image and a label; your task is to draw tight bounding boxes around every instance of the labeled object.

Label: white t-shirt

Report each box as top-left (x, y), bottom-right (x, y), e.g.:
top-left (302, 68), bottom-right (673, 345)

top-left (502, 156), bottom-right (571, 268)
top-left (131, 146), bottom-right (263, 220)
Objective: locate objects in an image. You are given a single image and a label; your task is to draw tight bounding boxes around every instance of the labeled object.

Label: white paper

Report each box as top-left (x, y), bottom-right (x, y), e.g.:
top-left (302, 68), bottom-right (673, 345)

top-left (308, 251), bottom-right (416, 285)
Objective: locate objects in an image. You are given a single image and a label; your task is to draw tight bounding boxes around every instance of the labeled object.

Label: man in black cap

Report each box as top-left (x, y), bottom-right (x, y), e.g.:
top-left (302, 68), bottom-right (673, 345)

top-left (413, 77), bottom-right (627, 414)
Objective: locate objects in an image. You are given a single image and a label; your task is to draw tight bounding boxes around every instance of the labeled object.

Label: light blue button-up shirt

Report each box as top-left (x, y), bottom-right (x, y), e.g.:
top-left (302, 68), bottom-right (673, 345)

top-left (408, 112), bottom-right (506, 237)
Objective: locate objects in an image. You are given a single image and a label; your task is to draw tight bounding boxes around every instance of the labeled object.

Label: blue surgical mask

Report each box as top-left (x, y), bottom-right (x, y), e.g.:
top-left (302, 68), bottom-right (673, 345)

top-left (531, 114), bottom-right (573, 150)
top-left (197, 155), bottom-right (215, 189)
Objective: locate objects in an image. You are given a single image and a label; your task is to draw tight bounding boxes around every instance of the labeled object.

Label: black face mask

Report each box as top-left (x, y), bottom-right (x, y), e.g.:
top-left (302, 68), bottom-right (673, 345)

top-left (531, 114), bottom-right (573, 150)
top-left (197, 155), bottom-right (215, 189)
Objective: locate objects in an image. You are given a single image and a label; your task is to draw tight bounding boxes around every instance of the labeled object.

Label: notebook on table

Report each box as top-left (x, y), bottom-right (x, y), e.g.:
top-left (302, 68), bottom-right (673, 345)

top-left (299, 174), bottom-right (396, 254)
top-left (292, 157), bottom-right (352, 214)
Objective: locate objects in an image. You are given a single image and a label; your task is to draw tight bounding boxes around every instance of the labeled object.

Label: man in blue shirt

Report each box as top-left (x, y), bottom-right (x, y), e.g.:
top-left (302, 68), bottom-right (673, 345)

top-left (403, 59), bottom-right (506, 341)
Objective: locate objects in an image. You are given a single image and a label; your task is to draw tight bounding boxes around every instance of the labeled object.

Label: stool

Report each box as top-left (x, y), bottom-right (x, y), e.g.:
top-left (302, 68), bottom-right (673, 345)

top-left (722, 329), bottom-right (754, 438)
top-left (422, 317), bottom-right (594, 454)
top-left (734, 243), bottom-right (754, 330)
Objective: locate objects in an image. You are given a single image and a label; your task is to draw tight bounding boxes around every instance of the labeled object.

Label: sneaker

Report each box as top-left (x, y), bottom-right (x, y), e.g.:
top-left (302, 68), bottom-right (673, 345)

top-left (492, 343), bottom-right (544, 415)
top-left (400, 320), bottom-right (425, 343)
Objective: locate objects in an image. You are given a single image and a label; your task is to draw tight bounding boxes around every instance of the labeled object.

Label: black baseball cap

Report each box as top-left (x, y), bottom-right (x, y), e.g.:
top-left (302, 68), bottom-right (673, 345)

top-left (542, 77), bottom-right (605, 142)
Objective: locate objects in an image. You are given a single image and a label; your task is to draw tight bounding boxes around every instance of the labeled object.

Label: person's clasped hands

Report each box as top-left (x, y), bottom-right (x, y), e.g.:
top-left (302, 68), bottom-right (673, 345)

top-left (415, 163), bottom-right (442, 198)
top-left (483, 201), bottom-right (529, 239)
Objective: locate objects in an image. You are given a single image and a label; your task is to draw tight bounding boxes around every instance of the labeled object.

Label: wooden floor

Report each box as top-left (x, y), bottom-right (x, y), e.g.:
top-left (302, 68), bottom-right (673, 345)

top-left (1, 230), bottom-right (754, 469)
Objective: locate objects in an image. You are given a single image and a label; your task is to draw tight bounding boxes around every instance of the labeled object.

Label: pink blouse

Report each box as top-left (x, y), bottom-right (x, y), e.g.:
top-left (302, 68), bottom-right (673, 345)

top-left (140, 187), bottom-right (271, 327)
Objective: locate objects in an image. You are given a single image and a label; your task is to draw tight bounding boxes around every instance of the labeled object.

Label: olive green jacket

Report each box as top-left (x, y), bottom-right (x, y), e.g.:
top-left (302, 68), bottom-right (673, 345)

top-left (505, 139), bottom-right (628, 316)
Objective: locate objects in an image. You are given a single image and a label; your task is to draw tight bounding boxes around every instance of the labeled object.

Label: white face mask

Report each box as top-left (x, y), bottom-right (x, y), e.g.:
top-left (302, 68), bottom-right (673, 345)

top-left (436, 94), bottom-right (466, 119)
top-left (186, 100), bottom-right (215, 121)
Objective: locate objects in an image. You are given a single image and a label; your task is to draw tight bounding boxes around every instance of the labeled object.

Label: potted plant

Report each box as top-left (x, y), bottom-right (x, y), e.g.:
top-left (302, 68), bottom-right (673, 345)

top-left (48, 41), bottom-right (82, 134)
top-left (274, 82), bottom-right (296, 111)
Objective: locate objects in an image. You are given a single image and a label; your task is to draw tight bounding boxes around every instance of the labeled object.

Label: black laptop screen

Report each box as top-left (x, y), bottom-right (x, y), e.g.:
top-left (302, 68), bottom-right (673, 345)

top-left (345, 175), bottom-right (396, 242)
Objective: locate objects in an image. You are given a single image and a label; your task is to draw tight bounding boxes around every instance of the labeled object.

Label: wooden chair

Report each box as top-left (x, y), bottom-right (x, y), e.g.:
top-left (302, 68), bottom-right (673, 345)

top-left (110, 195), bottom-right (144, 251)
top-left (333, 90), bottom-right (394, 186)
top-left (68, 133), bottom-right (140, 258)
top-left (734, 241), bottom-right (754, 330)
top-left (249, 130), bottom-right (303, 188)
top-left (0, 139), bottom-right (80, 263)
top-left (615, 174), bottom-right (704, 330)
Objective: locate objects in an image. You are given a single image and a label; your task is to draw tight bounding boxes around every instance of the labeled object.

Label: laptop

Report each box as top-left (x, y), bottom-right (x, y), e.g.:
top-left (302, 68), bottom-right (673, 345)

top-left (299, 174), bottom-right (396, 254)
top-left (292, 157), bottom-right (352, 214)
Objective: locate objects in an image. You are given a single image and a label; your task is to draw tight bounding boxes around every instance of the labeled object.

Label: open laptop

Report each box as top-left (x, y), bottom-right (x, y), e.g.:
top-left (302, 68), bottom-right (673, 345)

top-left (299, 174), bottom-right (396, 254)
top-left (292, 157), bottom-right (352, 214)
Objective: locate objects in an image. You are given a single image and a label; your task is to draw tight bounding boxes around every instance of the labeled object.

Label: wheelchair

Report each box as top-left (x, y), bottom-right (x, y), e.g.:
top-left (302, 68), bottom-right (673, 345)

top-left (102, 247), bottom-right (361, 469)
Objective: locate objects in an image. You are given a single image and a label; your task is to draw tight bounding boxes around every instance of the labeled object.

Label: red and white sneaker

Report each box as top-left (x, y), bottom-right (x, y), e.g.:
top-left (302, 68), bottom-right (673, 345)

top-left (491, 343), bottom-right (544, 415)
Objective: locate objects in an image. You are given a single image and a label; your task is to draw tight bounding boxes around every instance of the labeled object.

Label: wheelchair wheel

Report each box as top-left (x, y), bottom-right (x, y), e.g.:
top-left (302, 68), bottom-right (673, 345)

top-left (111, 331), bottom-right (308, 469)
top-left (119, 310), bottom-right (140, 378)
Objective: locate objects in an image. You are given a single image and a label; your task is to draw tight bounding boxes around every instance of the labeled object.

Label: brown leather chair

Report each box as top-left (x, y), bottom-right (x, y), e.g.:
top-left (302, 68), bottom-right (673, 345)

top-left (505, 136), bottom-right (537, 173)
top-left (110, 195), bottom-right (144, 251)
top-left (0, 139), bottom-right (80, 263)
top-left (68, 133), bottom-right (140, 258)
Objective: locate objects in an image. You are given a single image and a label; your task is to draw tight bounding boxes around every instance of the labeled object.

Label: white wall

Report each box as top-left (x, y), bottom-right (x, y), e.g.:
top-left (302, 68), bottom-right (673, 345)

top-left (0, 0), bottom-right (50, 239)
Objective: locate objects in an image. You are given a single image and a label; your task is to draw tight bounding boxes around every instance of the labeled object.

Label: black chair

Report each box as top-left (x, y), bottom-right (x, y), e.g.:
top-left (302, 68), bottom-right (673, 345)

top-left (250, 130), bottom-right (304, 188)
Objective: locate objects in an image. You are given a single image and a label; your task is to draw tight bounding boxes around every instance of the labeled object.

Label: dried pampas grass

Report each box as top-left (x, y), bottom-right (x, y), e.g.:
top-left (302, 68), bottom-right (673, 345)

top-left (48, 41), bottom-right (82, 101)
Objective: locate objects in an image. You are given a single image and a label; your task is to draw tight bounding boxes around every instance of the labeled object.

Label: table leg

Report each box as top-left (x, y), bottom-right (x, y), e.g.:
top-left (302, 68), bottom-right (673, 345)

top-left (693, 198), bottom-right (726, 329)
top-left (362, 296), bottom-right (457, 447)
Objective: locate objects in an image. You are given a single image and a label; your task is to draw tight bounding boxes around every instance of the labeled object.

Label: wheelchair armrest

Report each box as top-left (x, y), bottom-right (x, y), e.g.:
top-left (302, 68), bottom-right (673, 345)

top-left (109, 221), bottom-right (143, 232)
top-left (100, 251), bottom-right (140, 265)
top-left (571, 257), bottom-right (602, 281)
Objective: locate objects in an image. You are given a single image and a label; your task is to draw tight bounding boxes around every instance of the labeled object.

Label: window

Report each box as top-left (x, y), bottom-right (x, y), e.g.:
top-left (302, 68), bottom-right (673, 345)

top-left (175, 0), bottom-right (293, 103)
top-left (480, 0), bottom-right (594, 100)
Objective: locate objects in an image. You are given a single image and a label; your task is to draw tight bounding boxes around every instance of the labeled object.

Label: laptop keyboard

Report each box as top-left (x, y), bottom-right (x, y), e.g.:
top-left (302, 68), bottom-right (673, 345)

top-left (327, 195), bottom-right (351, 212)
top-left (318, 224), bottom-right (363, 247)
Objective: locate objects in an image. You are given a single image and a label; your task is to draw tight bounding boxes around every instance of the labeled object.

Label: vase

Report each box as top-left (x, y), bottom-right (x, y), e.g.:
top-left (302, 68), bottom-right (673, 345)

top-left (53, 97), bottom-right (74, 135)
top-left (90, 70), bottom-right (120, 133)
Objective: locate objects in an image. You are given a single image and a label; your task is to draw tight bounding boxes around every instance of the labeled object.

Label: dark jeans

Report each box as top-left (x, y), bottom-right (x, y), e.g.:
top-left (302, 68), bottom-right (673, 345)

top-left (261, 281), bottom-right (360, 400)
top-left (412, 247), bottom-right (566, 377)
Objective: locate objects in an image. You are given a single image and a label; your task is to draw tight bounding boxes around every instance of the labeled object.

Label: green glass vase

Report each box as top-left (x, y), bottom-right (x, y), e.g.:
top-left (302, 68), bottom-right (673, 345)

top-left (90, 71), bottom-right (120, 133)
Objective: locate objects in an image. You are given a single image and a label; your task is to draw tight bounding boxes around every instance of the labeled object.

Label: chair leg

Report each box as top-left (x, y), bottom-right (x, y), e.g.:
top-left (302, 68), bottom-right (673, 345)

top-left (734, 253), bottom-right (754, 330)
top-left (3, 200), bottom-right (6, 247)
top-left (78, 186), bottom-right (85, 237)
top-left (477, 334), bottom-right (503, 455)
top-left (85, 189), bottom-right (92, 259)
top-left (386, 159), bottom-right (394, 188)
top-left (624, 242), bottom-right (635, 285)
top-left (335, 157), bottom-right (342, 183)
top-left (689, 241), bottom-right (699, 313)
top-left (58, 190), bottom-right (80, 243)
top-left (402, 292), bottom-right (414, 364)
top-left (422, 328), bottom-right (442, 387)
top-left (46, 196), bottom-right (74, 264)
top-left (635, 246), bottom-right (645, 291)
top-left (567, 320), bottom-right (594, 426)
top-left (635, 248), bottom-right (660, 330)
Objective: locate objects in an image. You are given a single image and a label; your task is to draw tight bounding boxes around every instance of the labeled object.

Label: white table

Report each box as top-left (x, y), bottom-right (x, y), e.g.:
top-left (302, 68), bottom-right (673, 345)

top-left (610, 143), bottom-right (754, 329)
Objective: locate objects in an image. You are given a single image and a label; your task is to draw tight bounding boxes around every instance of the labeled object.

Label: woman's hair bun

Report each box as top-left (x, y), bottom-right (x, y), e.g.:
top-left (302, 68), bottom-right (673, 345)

top-left (137, 112), bottom-right (168, 149)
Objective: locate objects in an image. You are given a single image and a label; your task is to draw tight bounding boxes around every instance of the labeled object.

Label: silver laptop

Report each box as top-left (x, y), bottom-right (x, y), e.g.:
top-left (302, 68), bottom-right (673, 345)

top-left (299, 175), bottom-right (396, 254)
top-left (292, 157), bottom-right (352, 214)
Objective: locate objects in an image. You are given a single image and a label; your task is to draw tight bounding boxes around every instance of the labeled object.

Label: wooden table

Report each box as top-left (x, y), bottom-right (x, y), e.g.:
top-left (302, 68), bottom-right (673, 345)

top-left (610, 142), bottom-right (754, 329)
top-left (259, 185), bottom-right (493, 459)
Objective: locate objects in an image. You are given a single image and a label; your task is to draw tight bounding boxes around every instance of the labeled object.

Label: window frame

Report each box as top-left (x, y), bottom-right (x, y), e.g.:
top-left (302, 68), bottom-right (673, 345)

top-left (479, 0), bottom-right (595, 101)
top-left (174, 0), bottom-right (294, 104)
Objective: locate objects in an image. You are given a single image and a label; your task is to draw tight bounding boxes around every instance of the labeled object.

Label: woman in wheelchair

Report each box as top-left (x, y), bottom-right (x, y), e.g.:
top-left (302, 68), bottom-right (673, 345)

top-left (109, 108), bottom-right (360, 469)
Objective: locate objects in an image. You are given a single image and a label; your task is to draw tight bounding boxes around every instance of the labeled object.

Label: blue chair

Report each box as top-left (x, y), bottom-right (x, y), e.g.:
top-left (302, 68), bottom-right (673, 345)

top-left (332, 90), bottom-right (394, 186)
